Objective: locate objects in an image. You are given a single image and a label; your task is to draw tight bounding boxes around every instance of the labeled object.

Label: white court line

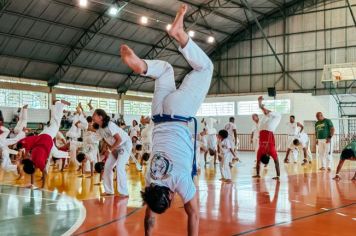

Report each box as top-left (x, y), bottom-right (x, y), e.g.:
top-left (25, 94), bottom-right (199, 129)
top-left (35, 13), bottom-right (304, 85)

top-left (352, 218), bottom-right (356, 221)
top-left (336, 213), bottom-right (347, 217)
top-left (321, 208), bottom-right (329, 211)
top-left (291, 200), bottom-right (300, 203)
top-left (306, 204), bottom-right (315, 207)
top-left (63, 201), bottom-right (87, 236)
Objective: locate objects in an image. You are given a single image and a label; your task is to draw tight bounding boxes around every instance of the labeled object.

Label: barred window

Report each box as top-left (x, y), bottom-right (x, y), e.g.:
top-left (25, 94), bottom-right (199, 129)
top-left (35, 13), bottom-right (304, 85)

top-left (238, 99), bottom-right (290, 115)
top-left (0, 89), bottom-right (48, 109)
top-left (55, 94), bottom-right (118, 114)
top-left (196, 102), bottom-right (235, 116)
top-left (124, 100), bottom-right (151, 116)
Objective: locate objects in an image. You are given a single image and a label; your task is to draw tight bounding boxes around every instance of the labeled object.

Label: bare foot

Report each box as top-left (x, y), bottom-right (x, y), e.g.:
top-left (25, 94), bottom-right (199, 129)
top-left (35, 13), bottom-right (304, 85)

top-left (252, 175), bottom-right (260, 178)
top-left (120, 45), bottom-right (147, 74)
top-left (272, 176), bottom-right (280, 181)
top-left (101, 192), bottom-right (114, 197)
top-left (168, 4), bottom-right (189, 47)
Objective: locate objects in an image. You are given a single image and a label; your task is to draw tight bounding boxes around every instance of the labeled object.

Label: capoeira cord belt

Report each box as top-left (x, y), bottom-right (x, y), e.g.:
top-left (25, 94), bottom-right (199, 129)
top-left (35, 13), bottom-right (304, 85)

top-left (152, 114), bottom-right (198, 178)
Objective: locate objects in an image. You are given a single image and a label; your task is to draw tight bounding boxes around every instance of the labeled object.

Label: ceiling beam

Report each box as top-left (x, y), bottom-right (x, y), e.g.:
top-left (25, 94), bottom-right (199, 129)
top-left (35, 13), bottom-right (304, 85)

top-left (127, 1), bottom-right (232, 36)
top-left (0, 31), bottom-right (188, 71)
top-left (2, 10), bottom-right (180, 54)
top-left (47, 0), bottom-right (125, 87)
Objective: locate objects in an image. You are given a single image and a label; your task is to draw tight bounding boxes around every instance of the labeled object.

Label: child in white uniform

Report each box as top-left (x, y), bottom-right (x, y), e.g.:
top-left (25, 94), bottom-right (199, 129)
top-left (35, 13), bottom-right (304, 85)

top-left (217, 130), bottom-right (237, 183)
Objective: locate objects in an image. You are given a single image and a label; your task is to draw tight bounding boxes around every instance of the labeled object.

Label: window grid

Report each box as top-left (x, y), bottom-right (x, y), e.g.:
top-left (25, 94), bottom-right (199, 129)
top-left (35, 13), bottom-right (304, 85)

top-left (55, 94), bottom-right (118, 114)
top-left (238, 100), bottom-right (291, 115)
top-left (123, 100), bottom-right (152, 116)
top-left (196, 102), bottom-right (235, 116)
top-left (0, 89), bottom-right (48, 109)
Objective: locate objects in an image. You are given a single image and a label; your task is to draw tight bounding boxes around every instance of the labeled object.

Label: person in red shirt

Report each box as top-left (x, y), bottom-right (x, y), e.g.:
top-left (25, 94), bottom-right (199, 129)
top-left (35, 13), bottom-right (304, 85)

top-left (17, 100), bottom-right (70, 188)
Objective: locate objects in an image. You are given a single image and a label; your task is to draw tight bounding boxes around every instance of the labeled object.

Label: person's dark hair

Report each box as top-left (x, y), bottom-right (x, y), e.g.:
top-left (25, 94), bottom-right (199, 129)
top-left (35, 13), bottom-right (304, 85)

top-left (77, 137), bottom-right (83, 142)
top-left (229, 117), bottom-right (235, 122)
top-left (93, 123), bottom-right (99, 130)
top-left (94, 162), bottom-right (105, 173)
top-left (136, 144), bottom-right (142, 151)
top-left (0, 110), bottom-right (3, 124)
top-left (94, 109), bottom-right (110, 128)
top-left (133, 120), bottom-right (138, 126)
top-left (290, 115), bottom-right (295, 119)
top-left (76, 153), bottom-right (86, 163)
top-left (293, 139), bottom-right (300, 146)
top-left (141, 184), bottom-right (172, 214)
top-left (22, 159), bottom-right (35, 174)
top-left (142, 153), bottom-right (150, 162)
top-left (341, 148), bottom-right (355, 160)
top-left (261, 154), bottom-right (270, 165)
top-left (218, 129), bottom-right (229, 139)
top-left (86, 116), bottom-right (93, 123)
top-left (209, 149), bottom-right (216, 156)
top-left (16, 142), bottom-right (23, 150)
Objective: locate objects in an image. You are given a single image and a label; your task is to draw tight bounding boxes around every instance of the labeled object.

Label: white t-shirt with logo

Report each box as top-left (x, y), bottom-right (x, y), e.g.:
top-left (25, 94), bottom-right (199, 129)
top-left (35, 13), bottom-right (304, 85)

top-left (205, 118), bottom-right (218, 135)
top-left (141, 121), bottom-right (153, 145)
top-left (129, 125), bottom-right (140, 139)
top-left (258, 112), bottom-right (281, 133)
top-left (292, 132), bottom-right (309, 148)
top-left (252, 122), bottom-right (259, 141)
top-left (220, 138), bottom-right (234, 160)
top-left (286, 122), bottom-right (299, 136)
top-left (224, 122), bottom-right (236, 142)
top-left (145, 122), bottom-right (196, 204)
top-left (97, 121), bottom-right (130, 147)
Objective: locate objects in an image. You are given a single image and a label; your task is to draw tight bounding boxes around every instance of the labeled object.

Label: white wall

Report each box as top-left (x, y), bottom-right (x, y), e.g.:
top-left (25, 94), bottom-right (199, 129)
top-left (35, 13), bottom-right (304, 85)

top-left (194, 92), bottom-right (339, 134)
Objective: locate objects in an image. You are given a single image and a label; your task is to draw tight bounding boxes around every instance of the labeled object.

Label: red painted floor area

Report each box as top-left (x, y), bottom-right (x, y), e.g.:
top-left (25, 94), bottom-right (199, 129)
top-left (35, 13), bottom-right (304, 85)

top-left (70, 152), bottom-right (356, 236)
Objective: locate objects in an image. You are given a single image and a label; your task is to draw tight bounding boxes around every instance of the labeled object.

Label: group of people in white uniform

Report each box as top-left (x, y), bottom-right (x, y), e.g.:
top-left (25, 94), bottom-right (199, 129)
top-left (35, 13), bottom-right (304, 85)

top-left (0, 4), bottom-right (353, 236)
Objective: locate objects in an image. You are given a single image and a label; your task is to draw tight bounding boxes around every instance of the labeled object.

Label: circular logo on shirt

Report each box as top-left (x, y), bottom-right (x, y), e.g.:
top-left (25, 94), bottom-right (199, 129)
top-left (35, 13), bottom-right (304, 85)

top-left (150, 152), bottom-right (173, 180)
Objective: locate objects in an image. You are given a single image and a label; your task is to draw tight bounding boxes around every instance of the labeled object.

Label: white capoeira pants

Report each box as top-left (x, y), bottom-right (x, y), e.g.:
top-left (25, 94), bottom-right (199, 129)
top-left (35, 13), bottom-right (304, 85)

top-left (42, 101), bottom-right (66, 139)
top-left (1, 149), bottom-right (17, 172)
top-left (220, 155), bottom-right (231, 179)
top-left (14, 108), bottom-right (28, 134)
top-left (146, 38), bottom-right (213, 117)
top-left (317, 139), bottom-right (333, 168)
top-left (103, 142), bottom-right (132, 195)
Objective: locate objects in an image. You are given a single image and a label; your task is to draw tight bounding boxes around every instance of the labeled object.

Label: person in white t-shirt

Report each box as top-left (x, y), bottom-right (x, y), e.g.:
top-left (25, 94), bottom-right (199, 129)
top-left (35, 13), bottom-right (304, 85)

top-left (121, 5), bottom-right (213, 236)
top-left (140, 116), bottom-right (153, 164)
top-left (284, 115), bottom-right (304, 163)
top-left (289, 132), bottom-right (312, 165)
top-left (217, 130), bottom-right (237, 183)
top-left (253, 96), bottom-right (281, 180)
top-left (92, 109), bottom-right (132, 198)
top-left (224, 117), bottom-right (238, 149)
top-left (201, 118), bottom-right (218, 164)
top-left (250, 114), bottom-right (260, 157)
top-left (129, 120), bottom-right (140, 139)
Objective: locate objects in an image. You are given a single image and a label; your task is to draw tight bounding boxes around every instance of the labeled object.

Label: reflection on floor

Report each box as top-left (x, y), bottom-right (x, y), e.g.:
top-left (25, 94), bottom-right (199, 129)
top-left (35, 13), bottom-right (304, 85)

top-left (0, 185), bottom-right (84, 235)
top-left (0, 152), bottom-right (355, 236)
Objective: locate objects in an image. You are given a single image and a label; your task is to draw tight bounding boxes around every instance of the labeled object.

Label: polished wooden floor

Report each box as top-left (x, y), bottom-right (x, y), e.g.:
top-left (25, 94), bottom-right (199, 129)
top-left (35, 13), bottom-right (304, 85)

top-left (0, 152), bottom-right (355, 236)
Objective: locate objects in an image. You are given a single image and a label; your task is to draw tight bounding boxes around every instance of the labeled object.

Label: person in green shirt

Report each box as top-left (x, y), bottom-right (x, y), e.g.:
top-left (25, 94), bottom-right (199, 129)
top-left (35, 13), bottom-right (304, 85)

top-left (315, 112), bottom-right (335, 171)
top-left (332, 141), bottom-right (356, 181)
